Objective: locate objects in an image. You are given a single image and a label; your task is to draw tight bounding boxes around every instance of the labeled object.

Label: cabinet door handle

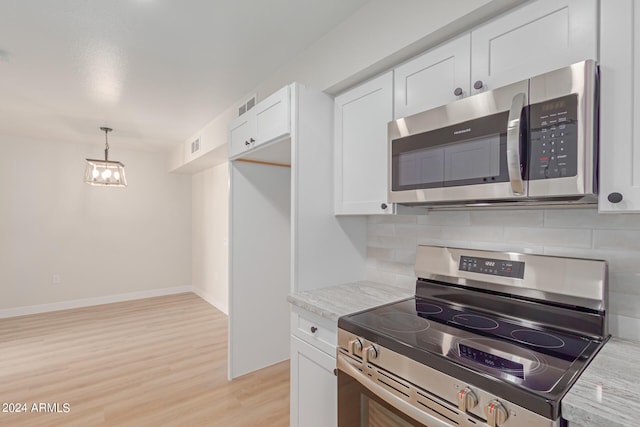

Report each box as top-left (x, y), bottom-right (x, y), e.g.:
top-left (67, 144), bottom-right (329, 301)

top-left (473, 80), bottom-right (484, 90)
top-left (380, 203), bottom-right (388, 210)
top-left (453, 87), bottom-right (463, 96)
top-left (310, 326), bottom-right (318, 333)
top-left (608, 192), bottom-right (623, 203)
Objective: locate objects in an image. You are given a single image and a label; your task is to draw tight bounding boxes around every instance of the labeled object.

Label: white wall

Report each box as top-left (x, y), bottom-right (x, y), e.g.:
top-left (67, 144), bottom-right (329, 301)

top-left (192, 162), bottom-right (229, 314)
top-left (0, 136), bottom-right (192, 314)
top-left (365, 210), bottom-right (640, 341)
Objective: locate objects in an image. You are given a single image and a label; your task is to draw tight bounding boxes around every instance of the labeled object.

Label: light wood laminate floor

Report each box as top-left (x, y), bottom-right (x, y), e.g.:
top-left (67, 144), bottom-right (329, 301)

top-left (0, 293), bottom-right (289, 426)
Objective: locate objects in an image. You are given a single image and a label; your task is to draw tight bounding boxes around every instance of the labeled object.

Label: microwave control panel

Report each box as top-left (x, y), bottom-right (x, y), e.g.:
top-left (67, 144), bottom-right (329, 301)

top-left (529, 94), bottom-right (578, 180)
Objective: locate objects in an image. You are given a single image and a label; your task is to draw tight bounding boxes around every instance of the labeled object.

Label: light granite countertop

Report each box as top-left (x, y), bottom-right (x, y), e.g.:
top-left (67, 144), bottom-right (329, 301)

top-left (287, 280), bottom-right (414, 322)
top-left (563, 338), bottom-right (640, 427)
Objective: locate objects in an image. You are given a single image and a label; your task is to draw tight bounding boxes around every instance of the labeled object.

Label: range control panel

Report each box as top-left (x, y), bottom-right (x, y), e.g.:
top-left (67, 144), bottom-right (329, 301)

top-left (529, 94), bottom-right (578, 180)
top-left (458, 256), bottom-right (525, 279)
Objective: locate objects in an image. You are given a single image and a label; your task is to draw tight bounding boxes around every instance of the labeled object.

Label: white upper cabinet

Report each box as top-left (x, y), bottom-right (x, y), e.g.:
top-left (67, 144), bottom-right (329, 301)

top-left (471, 0), bottom-right (598, 94)
top-left (255, 85), bottom-right (291, 145)
top-left (598, 0), bottom-right (640, 212)
top-left (394, 34), bottom-right (471, 119)
top-left (228, 113), bottom-right (255, 159)
top-left (228, 85), bottom-right (291, 160)
top-left (334, 72), bottom-right (394, 215)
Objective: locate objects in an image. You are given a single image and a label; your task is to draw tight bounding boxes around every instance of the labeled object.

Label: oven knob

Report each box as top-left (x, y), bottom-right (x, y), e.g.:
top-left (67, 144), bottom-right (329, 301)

top-left (457, 387), bottom-right (478, 412)
top-left (485, 400), bottom-right (509, 427)
top-left (349, 338), bottom-right (363, 354)
top-left (364, 344), bottom-right (379, 361)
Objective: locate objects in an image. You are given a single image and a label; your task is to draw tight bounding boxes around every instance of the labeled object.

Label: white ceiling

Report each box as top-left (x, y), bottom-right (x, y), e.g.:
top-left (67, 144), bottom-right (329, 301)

top-left (0, 0), bottom-right (368, 151)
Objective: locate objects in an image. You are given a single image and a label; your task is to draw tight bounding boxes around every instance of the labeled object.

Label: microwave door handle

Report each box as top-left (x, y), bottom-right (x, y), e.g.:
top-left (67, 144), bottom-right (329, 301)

top-left (507, 92), bottom-right (526, 195)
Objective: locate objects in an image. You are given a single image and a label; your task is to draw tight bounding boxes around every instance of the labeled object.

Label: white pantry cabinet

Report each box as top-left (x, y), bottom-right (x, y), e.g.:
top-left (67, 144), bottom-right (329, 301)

top-left (228, 85), bottom-right (290, 159)
top-left (394, 34), bottom-right (471, 119)
top-left (470, 0), bottom-right (598, 94)
top-left (229, 83), bottom-right (366, 380)
top-left (290, 308), bottom-right (337, 427)
top-left (334, 72), bottom-right (394, 215)
top-left (598, 0), bottom-right (640, 212)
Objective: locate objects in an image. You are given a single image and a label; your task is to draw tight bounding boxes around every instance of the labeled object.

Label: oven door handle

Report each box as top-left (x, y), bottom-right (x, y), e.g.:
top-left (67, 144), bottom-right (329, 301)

top-left (337, 354), bottom-right (456, 427)
top-left (507, 92), bottom-right (526, 195)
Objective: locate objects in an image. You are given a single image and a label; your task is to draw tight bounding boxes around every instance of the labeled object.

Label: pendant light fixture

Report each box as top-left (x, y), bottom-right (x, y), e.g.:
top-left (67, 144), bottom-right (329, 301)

top-left (84, 127), bottom-right (127, 187)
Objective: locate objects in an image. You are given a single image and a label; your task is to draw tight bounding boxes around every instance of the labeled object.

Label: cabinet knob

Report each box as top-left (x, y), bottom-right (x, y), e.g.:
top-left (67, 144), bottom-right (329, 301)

top-left (249, 138), bottom-right (255, 143)
top-left (333, 368), bottom-right (338, 376)
top-left (245, 140), bottom-right (250, 146)
top-left (608, 192), bottom-right (623, 203)
top-left (380, 203), bottom-right (388, 210)
top-left (453, 87), bottom-right (463, 96)
top-left (310, 326), bottom-right (317, 333)
top-left (473, 80), bottom-right (484, 90)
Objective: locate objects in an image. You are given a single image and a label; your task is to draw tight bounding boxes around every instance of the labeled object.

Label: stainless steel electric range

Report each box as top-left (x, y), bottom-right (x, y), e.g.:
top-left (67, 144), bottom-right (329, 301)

top-left (337, 245), bottom-right (609, 427)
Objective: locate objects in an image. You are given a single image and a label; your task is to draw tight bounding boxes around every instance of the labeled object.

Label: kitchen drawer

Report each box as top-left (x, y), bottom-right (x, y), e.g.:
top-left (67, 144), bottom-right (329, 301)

top-left (291, 307), bottom-right (337, 356)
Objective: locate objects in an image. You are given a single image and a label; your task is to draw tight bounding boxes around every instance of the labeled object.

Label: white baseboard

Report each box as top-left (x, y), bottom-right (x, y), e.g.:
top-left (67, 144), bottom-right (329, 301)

top-left (0, 286), bottom-right (193, 319)
top-left (192, 288), bottom-right (228, 315)
top-left (610, 314), bottom-right (640, 341)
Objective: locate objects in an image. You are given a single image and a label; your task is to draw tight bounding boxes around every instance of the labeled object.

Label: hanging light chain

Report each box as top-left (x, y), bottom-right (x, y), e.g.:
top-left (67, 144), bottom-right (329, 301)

top-left (100, 127), bottom-right (112, 161)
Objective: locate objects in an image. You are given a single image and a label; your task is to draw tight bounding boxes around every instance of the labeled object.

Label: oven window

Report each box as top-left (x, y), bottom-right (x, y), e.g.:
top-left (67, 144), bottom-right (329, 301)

top-left (363, 396), bottom-right (415, 427)
top-left (339, 370), bottom-right (433, 427)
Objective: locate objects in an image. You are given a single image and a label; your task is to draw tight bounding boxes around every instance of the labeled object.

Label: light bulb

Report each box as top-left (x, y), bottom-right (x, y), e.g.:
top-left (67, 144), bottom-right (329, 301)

top-left (114, 171), bottom-right (120, 180)
top-left (92, 168), bottom-right (99, 178)
top-left (102, 169), bottom-right (112, 179)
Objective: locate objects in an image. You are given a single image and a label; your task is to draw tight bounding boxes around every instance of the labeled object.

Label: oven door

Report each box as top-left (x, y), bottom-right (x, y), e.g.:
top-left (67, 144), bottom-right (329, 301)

top-left (337, 353), bottom-right (458, 427)
top-left (388, 79), bottom-right (529, 205)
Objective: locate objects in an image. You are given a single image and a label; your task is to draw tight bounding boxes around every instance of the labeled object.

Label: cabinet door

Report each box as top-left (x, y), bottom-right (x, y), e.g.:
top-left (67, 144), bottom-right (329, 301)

top-left (334, 72), bottom-right (393, 215)
top-left (471, 0), bottom-right (598, 94)
top-left (255, 85), bottom-right (290, 147)
top-left (228, 113), bottom-right (255, 159)
top-left (394, 33), bottom-right (471, 119)
top-left (598, 0), bottom-right (640, 212)
top-left (290, 336), bottom-right (337, 427)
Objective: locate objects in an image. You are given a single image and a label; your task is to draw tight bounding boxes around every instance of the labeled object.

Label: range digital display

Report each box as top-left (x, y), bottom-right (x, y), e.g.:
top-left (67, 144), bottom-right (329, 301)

top-left (458, 256), bottom-right (525, 279)
top-left (459, 344), bottom-right (525, 379)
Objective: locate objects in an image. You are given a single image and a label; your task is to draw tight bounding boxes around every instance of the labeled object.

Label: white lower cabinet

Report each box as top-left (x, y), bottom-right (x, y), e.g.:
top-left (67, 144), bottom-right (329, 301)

top-left (290, 336), bottom-right (337, 427)
top-left (290, 308), bottom-right (337, 427)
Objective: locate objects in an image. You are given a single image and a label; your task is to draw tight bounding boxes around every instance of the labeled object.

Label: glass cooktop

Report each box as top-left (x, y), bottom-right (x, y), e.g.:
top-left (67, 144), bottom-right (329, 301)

top-left (343, 296), bottom-right (598, 393)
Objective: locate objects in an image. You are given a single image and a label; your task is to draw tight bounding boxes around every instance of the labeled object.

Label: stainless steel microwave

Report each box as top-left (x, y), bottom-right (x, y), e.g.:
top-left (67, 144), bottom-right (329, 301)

top-left (388, 60), bottom-right (598, 208)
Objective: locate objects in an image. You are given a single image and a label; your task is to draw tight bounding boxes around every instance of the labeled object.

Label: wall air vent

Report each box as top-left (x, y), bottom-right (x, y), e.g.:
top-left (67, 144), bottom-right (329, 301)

top-left (191, 137), bottom-right (201, 154)
top-left (237, 94), bottom-right (257, 117)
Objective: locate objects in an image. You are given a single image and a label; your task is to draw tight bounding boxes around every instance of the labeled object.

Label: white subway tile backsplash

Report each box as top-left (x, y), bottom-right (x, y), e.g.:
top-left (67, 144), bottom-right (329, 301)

top-left (367, 223), bottom-right (396, 237)
top-left (545, 208), bottom-right (640, 229)
top-left (471, 209), bottom-right (544, 227)
top-left (504, 227), bottom-right (592, 248)
top-left (366, 247), bottom-right (395, 260)
top-left (365, 208), bottom-right (640, 340)
top-left (377, 260), bottom-right (415, 276)
top-left (593, 230), bottom-right (640, 251)
top-left (368, 235), bottom-right (417, 249)
top-left (441, 225), bottom-right (504, 242)
top-left (395, 224), bottom-right (442, 239)
top-left (418, 211), bottom-right (470, 226)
